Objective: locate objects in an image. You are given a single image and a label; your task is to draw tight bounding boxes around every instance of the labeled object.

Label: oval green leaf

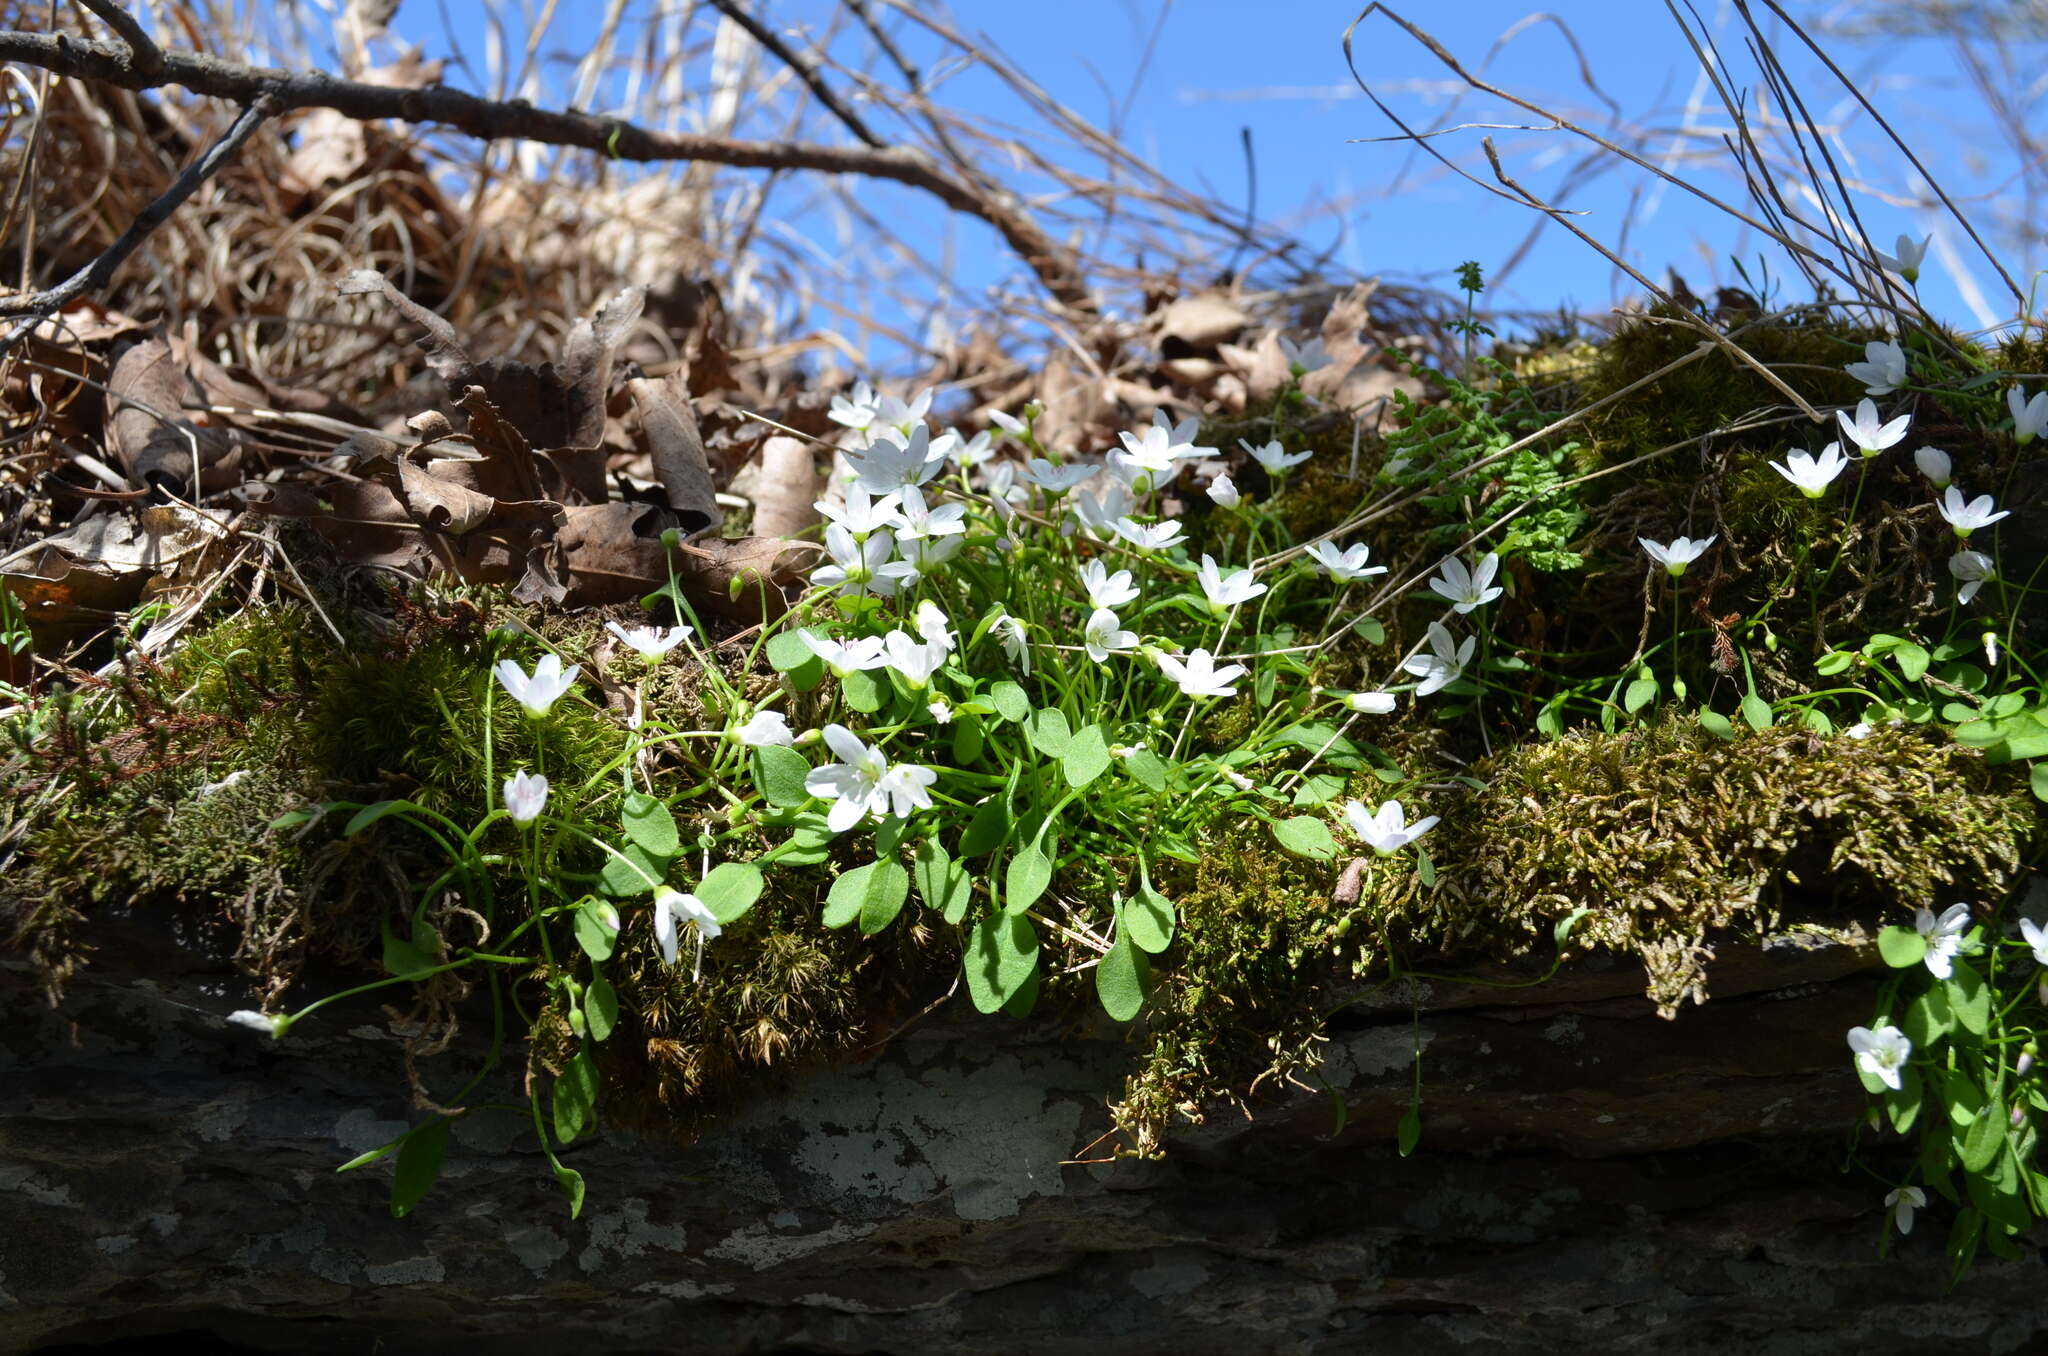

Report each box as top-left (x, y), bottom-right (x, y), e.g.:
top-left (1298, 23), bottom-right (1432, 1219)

top-left (698, 862), bottom-right (765, 923)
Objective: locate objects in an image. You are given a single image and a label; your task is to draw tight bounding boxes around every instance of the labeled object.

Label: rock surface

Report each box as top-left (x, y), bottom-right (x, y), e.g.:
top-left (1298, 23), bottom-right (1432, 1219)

top-left (5, 918), bottom-right (2046, 1355)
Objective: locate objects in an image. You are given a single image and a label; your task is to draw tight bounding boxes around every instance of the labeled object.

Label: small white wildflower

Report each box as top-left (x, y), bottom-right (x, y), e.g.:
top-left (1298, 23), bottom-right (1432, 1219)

top-left (226, 1010), bottom-right (285, 1037)
top-left (1836, 398), bottom-right (1912, 457)
top-left (1885, 1185), bottom-right (1926, 1236)
top-left (1083, 608), bottom-right (1138, 664)
top-left (827, 380), bottom-right (881, 434)
top-left (811, 523), bottom-right (896, 597)
top-left (846, 425), bottom-right (945, 495)
top-left (1112, 517), bottom-right (1185, 553)
top-left (1844, 722), bottom-right (1873, 740)
top-left (1936, 486), bottom-right (2010, 538)
top-left (1347, 691), bottom-right (1398, 714)
top-left (1913, 447), bottom-right (1951, 488)
top-left (993, 613), bottom-right (1032, 675)
top-left (502, 769), bottom-right (549, 823)
top-left (1844, 340), bottom-right (1908, 396)
top-left (735, 710), bottom-right (796, 747)
top-left (1428, 553), bottom-right (1503, 614)
top-left (1206, 471), bottom-right (1242, 508)
top-left (2018, 918), bottom-right (2048, 967)
top-left (914, 599), bottom-right (957, 652)
top-left (805, 724), bottom-right (933, 833)
top-left (1342, 799), bottom-right (1438, 855)
top-left (1402, 621), bottom-right (1475, 697)
top-left (1948, 549), bottom-right (1994, 605)
top-left (494, 653), bottom-right (580, 717)
top-left (815, 484), bottom-right (905, 536)
top-left (2010, 387), bottom-right (2048, 446)
top-left (1079, 559), bottom-right (1141, 610)
top-left (605, 621), bottom-right (691, 659)
top-left (1638, 535), bottom-right (1717, 577)
top-left (652, 885), bottom-right (721, 969)
top-left (1240, 438), bottom-right (1312, 475)
top-left (1769, 443), bottom-right (1851, 497)
top-left (1304, 540), bottom-right (1388, 582)
top-left (800, 631), bottom-right (888, 678)
top-left (1278, 335), bottom-right (1333, 375)
top-left (1153, 647), bottom-right (1246, 699)
top-left (1023, 458), bottom-right (1098, 494)
top-left (1873, 233), bottom-right (1930, 285)
top-left (927, 699), bottom-right (953, 725)
top-left (1848, 1023), bottom-right (1913, 1092)
top-left (881, 629), bottom-right (946, 688)
top-left (930, 427), bottom-right (996, 470)
top-left (1196, 554), bottom-right (1266, 615)
top-left (1914, 902), bottom-right (1973, 980)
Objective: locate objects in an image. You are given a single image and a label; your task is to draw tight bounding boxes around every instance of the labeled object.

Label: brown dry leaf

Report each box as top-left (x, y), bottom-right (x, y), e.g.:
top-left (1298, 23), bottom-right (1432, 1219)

top-left (1155, 290), bottom-right (1249, 351)
top-left (105, 336), bottom-right (239, 494)
top-left (625, 370), bottom-right (721, 533)
top-left (1217, 332), bottom-right (1293, 405)
top-left (1, 506), bottom-right (233, 649)
top-left (1302, 282), bottom-right (1379, 403)
top-left (742, 436), bottom-right (821, 540)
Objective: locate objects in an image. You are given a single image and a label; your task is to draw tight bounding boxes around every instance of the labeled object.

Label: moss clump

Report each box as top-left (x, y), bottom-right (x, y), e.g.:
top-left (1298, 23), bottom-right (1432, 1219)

top-left (1368, 719), bottom-right (2037, 1015)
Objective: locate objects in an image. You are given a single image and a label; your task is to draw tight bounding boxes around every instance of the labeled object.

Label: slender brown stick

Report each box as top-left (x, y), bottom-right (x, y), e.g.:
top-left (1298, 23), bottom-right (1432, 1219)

top-left (0, 24), bottom-right (1095, 314)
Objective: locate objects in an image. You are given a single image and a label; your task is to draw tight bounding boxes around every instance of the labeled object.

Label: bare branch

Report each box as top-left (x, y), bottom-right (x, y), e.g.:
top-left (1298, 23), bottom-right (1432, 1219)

top-left (0, 94), bottom-right (277, 358)
top-left (0, 24), bottom-right (1097, 315)
top-left (702, 0), bottom-right (882, 150)
top-left (74, 0), bottom-right (161, 75)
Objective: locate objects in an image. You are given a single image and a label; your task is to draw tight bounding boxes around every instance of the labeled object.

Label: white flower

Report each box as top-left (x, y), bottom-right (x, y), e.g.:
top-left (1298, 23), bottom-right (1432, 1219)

top-left (846, 425), bottom-right (944, 494)
top-left (827, 380), bottom-right (881, 434)
top-left (735, 710), bottom-right (795, 747)
top-left (2019, 918), bottom-right (2048, 967)
top-left (1347, 691), bottom-right (1397, 714)
top-left (502, 769), bottom-right (549, 823)
top-left (1112, 517), bottom-right (1184, 553)
top-left (927, 699), bottom-right (953, 724)
top-left (976, 459), bottom-right (1031, 520)
top-left (898, 532), bottom-right (964, 578)
top-left (815, 484), bottom-right (905, 537)
top-left (1638, 535), bottom-right (1717, 577)
top-left (1915, 902), bottom-right (1973, 979)
top-left (812, 524), bottom-right (897, 597)
top-left (2009, 387), bottom-right (2048, 446)
top-left (1196, 554), bottom-right (1266, 614)
top-left (1428, 553), bottom-right (1503, 613)
top-left (800, 631), bottom-right (888, 677)
top-left (1848, 1023), bottom-right (1913, 1092)
top-left (1874, 233), bottom-right (1930, 284)
top-left (987, 409), bottom-right (1029, 441)
top-left (1154, 647), bottom-right (1246, 699)
top-left (605, 621), bottom-right (691, 659)
top-left (1949, 549), bottom-right (1995, 605)
top-left (1023, 458), bottom-right (1098, 494)
top-left (1845, 722), bottom-right (1873, 739)
top-left (1305, 540), bottom-right (1388, 582)
top-left (1844, 340), bottom-right (1907, 396)
top-left (1079, 559), bottom-right (1141, 610)
top-left (914, 599), bottom-right (956, 652)
top-left (874, 386), bottom-right (934, 440)
top-left (881, 629), bottom-right (946, 687)
top-left (1885, 1184), bottom-right (1926, 1236)
top-left (1083, 608), bottom-right (1138, 664)
top-left (1402, 621), bottom-right (1475, 697)
top-left (652, 885), bottom-right (721, 967)
top-left (1111, 417), bottom-right (1197, 487)
top-left (1278, 335), bottom-right (1332, 375)
top-left (494, 653), bottom-right (580, 717)
top-left (1836, 398), bottom-right (1912, 457)
top-left (891, 486), bottom-right (967, 541)
top-left (1069, 477), bottom-right (1135, 540)
top-left (805, 724), bottom-right (930, 832)
top-left (1769, 443), bottom-right (1851, 497)
top-left (993, 612), bottom-right (1031, 675)
top-left (930, 427), bottom-right (995, 469)
top-left (1343, 798), bottom-right (1438, 855)
top-left (1936, 486), bottom-right (2010, 538)
top-left (1241, 438), bottom-right (1312, 475)
top-left (1914, 447), bottom-right (1951, 488)
top-left (226, 1009), bottom-right (284, 1037)
top-left (1206, 472), bottom-right (1242, 508)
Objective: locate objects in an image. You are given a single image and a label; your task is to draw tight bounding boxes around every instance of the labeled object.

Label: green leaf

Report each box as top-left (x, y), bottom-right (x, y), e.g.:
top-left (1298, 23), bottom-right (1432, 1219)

top-left (753, 745), bottom-right (812, 808)
top-left (1004, 843), bottom-right (1053, 913)
top-left (1124, 748), bottom-right (1170, 792)
top-left (1124, 886), bottom-right (1175, 953)
top-left (621, 792), bottom-right (680, 859)
top-left (269, 807), bottom-right (317, 831)
top-left (584, 977), bottom-right (619, 1042)
top-left (390, 1119), bottom-right (448, 1219)
top-left (574, 896), bottom-right (618, 961)
top-left (1740, 691), bottom-right (1774, 731)
top-left (1272, 815), bottom-right (1339, 860)
top-left (1814, 650), bottom-right (1855, 676)
top-left (1962, 1096), bottom-right (2005, 1173)
top-left (2033, 762), bottom-right (2048, 804)
top-left (842, 668), bottom-right (887, 712)
top-left (1877, 925), bottom-right (1928, 969)
top-left (1697, 708), bottom-right (1736, 741)
top-left (697, 863), bottom-right (765, 923)
top-left (1553, 906), bottom-right (1592, 949)
top-left (382, 924), bottom-right (435, 979)
top-left (552, 1051), bottom-right (599, 1144)
top-left (1885, 1065), bottom-right (1924, 1135)
top-left (960, 796), bottom-right (1009, 856)
top-left (1396, 1106), bottom-right (1421, 1157)
top-left (1890, 642), bottom-right (1931, 682)
top-left (1028, 707), bottom-right (1072, 758)
top-left (1534, 700), bottom-right (1564, 738)
top-left (1950, 960), bottom-right (1992, 1036)
top-left (554, 1164), bottom-right (586, 1219)
top-left (598, 842), bottom-right (667, 896)
top-left (1292, 773), bottom-right (1347, 807)
top-left (1062, 724), bottom-right (1111, 788)
top-left (912, 839), bottom-right (973, 924)
top-left (824, 860), bottom-right (906, 932)
top-left (1902, 985), bottom-right (1952, 1049)
top-left (346, 799), bottom-right (418, 837)
top-left (1254, 663), bottom-right (1278, 708)
top-left (760, 812), bottom-right (834, 866)
top-left (951, 714), bottom-right (985, 766)
top-left (1415, 845), bottom-right (1436, 887)
top-left (1359, 617), bottom-right (1386, 646)
top-left (766, 629), bottom-right (814, 672)
top-left (1623, 675), bottom-right (1658, 715)
top-left (991, 680), bottom-right (1030, 723)
top-left (1000, 963), bottom-right (1041, 1019)
top-left (964, 912), bottom-right (1039, 1013)
top-left (1094, 933), bottom-right (1149, 1021)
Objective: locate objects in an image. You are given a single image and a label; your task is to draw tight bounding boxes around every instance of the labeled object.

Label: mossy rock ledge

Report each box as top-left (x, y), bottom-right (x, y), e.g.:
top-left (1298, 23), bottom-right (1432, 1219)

top-left (6, 910), bottom-right (2048, 1355)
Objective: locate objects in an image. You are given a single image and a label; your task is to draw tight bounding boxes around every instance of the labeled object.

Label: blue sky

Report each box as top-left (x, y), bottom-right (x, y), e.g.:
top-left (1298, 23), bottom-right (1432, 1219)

top-left (352, 1), bottom-right (2043, 359)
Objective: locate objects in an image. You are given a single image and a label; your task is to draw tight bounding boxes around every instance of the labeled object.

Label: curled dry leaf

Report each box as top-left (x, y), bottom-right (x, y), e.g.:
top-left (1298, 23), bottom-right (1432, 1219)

top-left (2, 506), bottom-right (234, 650)
top-left (1332, 856), bottom-right (1370, 909)
top-left (625, 370), bottom-right (721, 534)
top-left (1155, 289), bottom-right (1249, 352)
top-left (106, 335), bottom-right (239, 495)
top-left (741, 436), bottom-right (820, 541)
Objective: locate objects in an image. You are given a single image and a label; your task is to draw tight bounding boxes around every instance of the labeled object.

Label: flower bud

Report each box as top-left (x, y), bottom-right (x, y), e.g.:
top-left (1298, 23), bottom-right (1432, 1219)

top-left (568, 1007), bottom-right (587, 1038)
top-left (2019, 1047), bottom-right (2037, 1079)
top-left (2014, 1103), bottom-right (2029, 1129)
top-left (661, 527), bottom-right (682, 549)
